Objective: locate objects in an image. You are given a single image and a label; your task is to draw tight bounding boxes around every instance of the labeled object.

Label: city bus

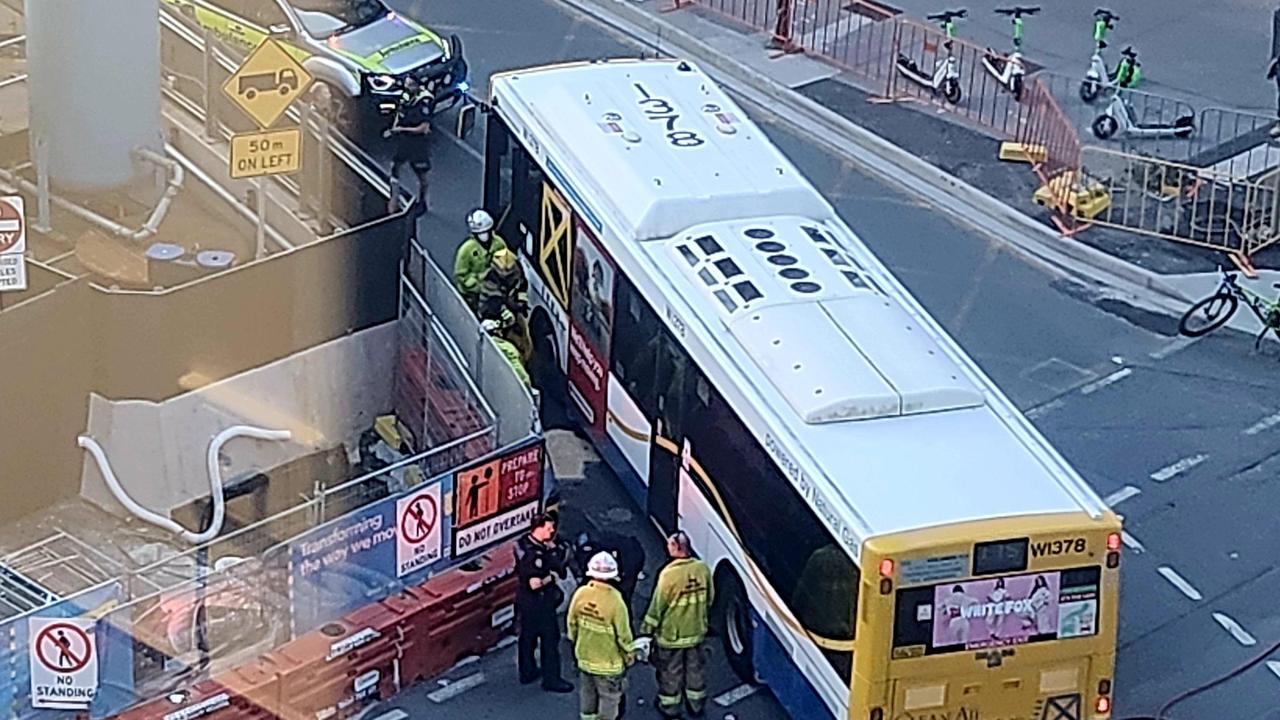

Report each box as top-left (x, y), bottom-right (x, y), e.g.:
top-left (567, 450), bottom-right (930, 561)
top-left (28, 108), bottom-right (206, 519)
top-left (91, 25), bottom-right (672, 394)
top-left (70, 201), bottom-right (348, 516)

top-left (462, 58), bottom-right (1121, 720)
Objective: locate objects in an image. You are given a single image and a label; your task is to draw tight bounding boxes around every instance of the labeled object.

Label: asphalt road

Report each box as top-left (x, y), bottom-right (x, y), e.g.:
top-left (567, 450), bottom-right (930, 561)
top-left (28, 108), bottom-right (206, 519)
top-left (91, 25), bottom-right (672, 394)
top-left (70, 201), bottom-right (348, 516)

top-left (356, 1), bottom-right (1280, 718)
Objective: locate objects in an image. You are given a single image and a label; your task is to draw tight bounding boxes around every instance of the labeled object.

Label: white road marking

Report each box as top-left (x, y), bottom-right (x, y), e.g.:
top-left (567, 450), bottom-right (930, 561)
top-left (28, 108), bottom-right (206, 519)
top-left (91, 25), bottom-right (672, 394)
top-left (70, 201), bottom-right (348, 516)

top-left (714, 684), bottom-right (761, 707)
top-left (370, 712), bottom-right (409, 720)
top-left (1149, 336), bottom-right (1200, 361)
top-left (1150, 454), bottom-right (1209, 482)
top-left (1025, 398), bottom-right (1065, 420)
top-left (1245, 410), bottom-right (1280, 436)
top-left (427, 673), bottom-right (486, 703)
top-left (1079, 368), bottom-right (1132, 395)
top-left (1104, 485), bottom-right (1141, 506)
top-left (1212, 613), bottom-right (1257, 646)
top-left (1121, 532), bottom-right (1145, 554)
top-left (1157, 566), bottom-right (1203, 601)
top-left (1266, 660), bottom-right (1280, 680)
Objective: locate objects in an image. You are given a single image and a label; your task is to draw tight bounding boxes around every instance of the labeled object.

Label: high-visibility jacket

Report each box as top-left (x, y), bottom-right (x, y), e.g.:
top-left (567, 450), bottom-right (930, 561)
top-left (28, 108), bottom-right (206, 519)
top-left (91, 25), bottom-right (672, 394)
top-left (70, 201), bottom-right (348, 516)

top-left (477, 262), bottom-right (528, 321)
top-left (491, 336), bottom-right (530, 386)
top-left (641, 558), bottom-right (713, 649)
top-left (453, 233), bottom-right (508, 304)
top-left (567, 580), bottom-right (635, 676)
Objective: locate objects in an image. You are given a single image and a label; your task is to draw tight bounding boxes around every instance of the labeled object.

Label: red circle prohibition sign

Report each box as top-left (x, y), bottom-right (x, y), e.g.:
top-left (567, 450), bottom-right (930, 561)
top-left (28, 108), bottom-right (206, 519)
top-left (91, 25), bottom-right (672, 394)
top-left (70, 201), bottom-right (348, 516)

top-left (0, 198), bottom-right (23, 253)
top-left (400, 493), bottom-right (438, 546)
top-left (35, 623), bottom-right (91, 674)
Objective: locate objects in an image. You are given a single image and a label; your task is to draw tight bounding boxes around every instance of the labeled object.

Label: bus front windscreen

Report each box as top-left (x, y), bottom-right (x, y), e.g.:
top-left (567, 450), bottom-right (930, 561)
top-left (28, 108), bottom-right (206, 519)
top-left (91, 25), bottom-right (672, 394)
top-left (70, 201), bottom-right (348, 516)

top-left (891, 567), bottom-right (1101, 658)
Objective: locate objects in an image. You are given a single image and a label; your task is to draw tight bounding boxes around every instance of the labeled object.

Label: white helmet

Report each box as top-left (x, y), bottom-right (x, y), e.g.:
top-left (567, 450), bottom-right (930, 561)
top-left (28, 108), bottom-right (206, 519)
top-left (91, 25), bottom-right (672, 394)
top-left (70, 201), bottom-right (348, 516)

top-left (586, 551), bottom-right (619, 581)
top-left (467, 209), bottom-right (494, 234)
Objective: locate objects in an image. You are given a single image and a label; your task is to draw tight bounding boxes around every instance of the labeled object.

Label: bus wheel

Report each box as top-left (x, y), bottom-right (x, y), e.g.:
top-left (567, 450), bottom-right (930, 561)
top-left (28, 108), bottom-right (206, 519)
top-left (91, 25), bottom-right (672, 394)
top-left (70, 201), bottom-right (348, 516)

top-left (714, 569), bottom-right (756, 682)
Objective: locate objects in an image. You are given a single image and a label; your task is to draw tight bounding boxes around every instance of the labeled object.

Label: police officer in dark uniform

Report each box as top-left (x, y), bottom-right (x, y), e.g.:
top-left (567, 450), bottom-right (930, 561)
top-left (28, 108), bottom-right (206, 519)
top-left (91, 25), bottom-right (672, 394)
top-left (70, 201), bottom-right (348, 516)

top-left (514, 513), bottom-right (574, 693)
top-left (384, 75), bottom-right (433, 216)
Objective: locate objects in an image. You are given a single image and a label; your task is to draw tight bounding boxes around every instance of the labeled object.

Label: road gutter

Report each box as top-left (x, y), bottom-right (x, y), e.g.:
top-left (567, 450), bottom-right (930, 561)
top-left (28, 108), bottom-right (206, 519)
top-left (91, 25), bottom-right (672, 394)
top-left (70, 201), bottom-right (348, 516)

top-left (554, 0), bottom-right (1193, 315)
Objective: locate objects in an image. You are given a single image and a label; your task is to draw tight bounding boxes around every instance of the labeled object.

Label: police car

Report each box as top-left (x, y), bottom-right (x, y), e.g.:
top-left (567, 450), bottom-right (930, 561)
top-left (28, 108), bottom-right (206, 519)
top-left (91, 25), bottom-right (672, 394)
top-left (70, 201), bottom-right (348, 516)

top-left (165, 0), bottom-right (468, 121)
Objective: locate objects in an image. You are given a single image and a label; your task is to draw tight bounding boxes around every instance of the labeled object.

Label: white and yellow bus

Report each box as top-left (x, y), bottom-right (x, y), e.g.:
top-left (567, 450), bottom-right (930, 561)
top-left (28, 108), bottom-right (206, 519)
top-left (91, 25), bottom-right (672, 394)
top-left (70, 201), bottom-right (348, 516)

top-left (465, 58), bottom-right (1121, 720)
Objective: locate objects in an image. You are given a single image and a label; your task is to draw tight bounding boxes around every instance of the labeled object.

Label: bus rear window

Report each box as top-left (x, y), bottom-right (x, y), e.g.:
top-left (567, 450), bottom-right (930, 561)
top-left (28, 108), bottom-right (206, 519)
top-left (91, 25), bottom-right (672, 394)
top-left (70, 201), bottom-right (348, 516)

top-left (973, 538), bottom-right (1028, 576)
top-left (892, 567), bottom-right (1101, 658)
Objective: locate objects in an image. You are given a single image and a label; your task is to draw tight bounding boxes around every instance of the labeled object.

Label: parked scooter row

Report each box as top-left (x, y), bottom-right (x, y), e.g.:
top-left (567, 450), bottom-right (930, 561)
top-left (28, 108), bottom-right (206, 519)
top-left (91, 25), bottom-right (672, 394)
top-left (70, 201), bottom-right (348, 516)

top-left (895, 6), bottom-right (1194, 140)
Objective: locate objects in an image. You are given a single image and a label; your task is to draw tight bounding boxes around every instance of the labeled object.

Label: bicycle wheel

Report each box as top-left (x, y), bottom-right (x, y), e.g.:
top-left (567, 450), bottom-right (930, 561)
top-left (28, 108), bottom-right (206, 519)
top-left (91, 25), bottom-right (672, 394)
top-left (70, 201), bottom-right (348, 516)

top-left (1179, 292), bottom-right (1238, 337)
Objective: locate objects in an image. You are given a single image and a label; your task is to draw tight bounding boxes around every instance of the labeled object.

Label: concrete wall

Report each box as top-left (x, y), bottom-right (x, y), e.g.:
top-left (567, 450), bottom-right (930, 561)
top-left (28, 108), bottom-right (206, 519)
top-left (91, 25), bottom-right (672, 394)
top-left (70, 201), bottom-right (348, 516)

top-left (0, 211), bottom-right (409, 523)
top-left (79, 322), bottom-right (397, 515)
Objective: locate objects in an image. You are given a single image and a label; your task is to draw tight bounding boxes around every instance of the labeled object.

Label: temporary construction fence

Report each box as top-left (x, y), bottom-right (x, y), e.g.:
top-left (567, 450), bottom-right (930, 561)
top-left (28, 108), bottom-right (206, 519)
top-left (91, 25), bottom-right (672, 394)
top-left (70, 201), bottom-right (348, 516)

top-left (671, 0), bottom-right (1280, 262)
top-left (670, 0), bottom-right (1083, 211)
top-left (1080, 146), bottom-right (1280, 261)
top-left (0, 426), bottom-right (543, 719)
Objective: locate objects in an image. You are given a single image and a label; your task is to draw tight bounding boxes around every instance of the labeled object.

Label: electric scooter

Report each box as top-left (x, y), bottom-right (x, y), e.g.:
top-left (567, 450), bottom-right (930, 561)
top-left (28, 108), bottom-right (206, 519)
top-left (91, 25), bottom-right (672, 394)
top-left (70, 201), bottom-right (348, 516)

top-left (1091, 86), bottom-right (1194, 140)
top-left (1079, 9), bottom-right (1140, 102)
top-left (981, 6), bottom-right (1039, 100)
top-left (896, 9), bottom-right (966, 104)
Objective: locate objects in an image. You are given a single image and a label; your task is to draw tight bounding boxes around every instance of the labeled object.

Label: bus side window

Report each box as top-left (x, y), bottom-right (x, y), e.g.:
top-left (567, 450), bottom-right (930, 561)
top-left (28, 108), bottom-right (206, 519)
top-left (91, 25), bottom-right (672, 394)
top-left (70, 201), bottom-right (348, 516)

top-left (611, 277), bottom-right (661, 418)
top-left (482, 113), bottom-right (513, 221)
top-left (687, 382), bottom-right (858, 681)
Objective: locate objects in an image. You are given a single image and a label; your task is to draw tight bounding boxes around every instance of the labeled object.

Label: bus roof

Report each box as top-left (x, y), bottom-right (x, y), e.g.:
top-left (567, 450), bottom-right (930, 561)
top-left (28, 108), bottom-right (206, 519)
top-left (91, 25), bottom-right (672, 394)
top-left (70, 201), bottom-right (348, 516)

top-left (489, 59), bottom-right (829, 242)
top-left (490, 59), bottom-right (1106, 545)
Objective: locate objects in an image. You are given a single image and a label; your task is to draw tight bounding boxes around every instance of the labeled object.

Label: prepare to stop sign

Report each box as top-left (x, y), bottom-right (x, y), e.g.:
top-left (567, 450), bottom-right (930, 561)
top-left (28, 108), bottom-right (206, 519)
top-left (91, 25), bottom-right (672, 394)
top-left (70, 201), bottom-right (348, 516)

top-left (28, 616), bottom-right (99, 711)
top-left (395, 485), bottom-right (443, 577)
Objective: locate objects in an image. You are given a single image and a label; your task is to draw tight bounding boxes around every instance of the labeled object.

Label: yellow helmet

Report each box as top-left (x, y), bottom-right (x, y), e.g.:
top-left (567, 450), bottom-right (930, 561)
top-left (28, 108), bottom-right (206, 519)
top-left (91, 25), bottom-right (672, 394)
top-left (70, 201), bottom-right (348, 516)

top-left (492, 248), bottom-right (517, 273)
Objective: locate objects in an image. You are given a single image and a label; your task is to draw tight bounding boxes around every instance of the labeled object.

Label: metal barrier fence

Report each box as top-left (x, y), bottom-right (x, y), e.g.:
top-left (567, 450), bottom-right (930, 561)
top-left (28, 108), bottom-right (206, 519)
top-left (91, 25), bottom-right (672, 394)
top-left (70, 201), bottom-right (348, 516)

top-left (675, 0), bottom-right (1280, 259)
top-left (400, 237), bottom-right (540, 454)
top-left (674, 0), bottom-right (1083, 211)
top-left (1080, 145), bottom-right (1280, 259)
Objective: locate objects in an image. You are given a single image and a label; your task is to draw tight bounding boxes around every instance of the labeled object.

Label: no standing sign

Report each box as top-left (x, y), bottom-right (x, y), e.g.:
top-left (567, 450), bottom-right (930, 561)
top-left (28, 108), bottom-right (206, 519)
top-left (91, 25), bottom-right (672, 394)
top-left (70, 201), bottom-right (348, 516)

top-left (28, 616), bottom-right (98, 710)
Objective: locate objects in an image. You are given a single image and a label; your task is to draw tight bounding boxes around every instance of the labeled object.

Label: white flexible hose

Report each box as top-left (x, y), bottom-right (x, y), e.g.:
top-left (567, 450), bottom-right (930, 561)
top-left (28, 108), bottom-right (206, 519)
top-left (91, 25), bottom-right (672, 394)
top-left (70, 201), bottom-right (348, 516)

top-left (77, 425), bottom-right (292, 545)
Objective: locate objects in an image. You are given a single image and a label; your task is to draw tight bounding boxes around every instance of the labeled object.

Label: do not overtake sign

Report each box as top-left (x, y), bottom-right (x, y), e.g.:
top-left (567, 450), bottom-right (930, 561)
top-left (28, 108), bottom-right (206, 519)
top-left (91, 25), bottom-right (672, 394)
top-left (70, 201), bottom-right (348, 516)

top-left (29, 616), bottom-right (98, 710)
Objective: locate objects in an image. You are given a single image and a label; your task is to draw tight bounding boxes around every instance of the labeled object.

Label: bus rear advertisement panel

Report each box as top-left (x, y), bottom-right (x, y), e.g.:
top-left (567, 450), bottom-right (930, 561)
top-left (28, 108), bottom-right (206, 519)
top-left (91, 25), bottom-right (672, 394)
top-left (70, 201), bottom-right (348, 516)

top-left (893, 566), bottom-right (1101, 658)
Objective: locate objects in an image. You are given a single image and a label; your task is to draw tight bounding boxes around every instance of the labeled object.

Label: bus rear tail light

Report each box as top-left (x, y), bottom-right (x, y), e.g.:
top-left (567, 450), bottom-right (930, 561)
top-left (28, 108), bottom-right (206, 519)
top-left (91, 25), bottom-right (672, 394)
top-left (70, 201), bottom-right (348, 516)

top-left (1106, 532), bottom-right (1121, 550)
top-left (869, 708), bottom-right (883, 720)
top-left (879, 559), bottom-right (894, 577)
top-left (1096, 678), bottom-right (1112, 715)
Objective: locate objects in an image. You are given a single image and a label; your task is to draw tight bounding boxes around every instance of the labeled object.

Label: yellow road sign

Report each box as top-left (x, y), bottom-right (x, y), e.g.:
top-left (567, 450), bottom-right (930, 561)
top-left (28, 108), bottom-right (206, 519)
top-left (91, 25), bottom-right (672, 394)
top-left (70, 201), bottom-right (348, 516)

top-left (230, 128), bottom-right (302, 179)
top-left (223, 39), bottom-right (313, 128)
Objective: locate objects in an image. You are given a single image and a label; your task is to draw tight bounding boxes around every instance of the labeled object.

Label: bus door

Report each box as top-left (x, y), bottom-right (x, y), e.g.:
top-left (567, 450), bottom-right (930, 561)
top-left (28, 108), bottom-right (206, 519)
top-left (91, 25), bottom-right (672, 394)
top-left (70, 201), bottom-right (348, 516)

top-left (647, 330), bottom-right (691, 534)
top-left (565, 222), bottom-right (616, 438)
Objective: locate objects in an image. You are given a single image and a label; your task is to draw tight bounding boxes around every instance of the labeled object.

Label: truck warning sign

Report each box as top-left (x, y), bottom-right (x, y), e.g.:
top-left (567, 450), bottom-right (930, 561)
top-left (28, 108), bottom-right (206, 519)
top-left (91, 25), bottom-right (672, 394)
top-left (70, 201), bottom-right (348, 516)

top-left (230, 128), bottom-right (302, 179)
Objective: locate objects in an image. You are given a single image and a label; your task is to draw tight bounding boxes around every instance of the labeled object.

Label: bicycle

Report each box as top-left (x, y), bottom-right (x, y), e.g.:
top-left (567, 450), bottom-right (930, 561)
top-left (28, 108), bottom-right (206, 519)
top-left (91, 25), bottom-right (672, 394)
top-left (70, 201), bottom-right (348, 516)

top-left (1178, 267), bottom-right (1280, 349)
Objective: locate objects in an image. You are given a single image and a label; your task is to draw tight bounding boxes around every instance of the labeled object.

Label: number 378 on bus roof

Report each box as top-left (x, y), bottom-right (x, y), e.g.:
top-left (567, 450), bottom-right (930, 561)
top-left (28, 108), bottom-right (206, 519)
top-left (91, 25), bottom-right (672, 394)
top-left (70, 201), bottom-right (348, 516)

top-left (633, 83), bottom-right (705, 149)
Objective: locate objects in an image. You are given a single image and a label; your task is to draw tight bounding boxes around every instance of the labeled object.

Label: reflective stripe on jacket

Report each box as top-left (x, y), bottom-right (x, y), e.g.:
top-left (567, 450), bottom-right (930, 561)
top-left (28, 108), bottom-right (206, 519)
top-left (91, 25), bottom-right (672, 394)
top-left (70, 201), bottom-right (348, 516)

top-left (453, 233), bottom-right (508, 300)
top-left (641, 558), bottom-right (712, 649)
top-left (567, 580), bottom-right (634, 676)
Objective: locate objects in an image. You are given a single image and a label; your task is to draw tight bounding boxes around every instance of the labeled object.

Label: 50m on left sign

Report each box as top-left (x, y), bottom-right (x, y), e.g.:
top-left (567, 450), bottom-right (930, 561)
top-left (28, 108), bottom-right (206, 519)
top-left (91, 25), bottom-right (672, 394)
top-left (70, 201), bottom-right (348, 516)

top-left (230, 127), bottom-right (302, 180)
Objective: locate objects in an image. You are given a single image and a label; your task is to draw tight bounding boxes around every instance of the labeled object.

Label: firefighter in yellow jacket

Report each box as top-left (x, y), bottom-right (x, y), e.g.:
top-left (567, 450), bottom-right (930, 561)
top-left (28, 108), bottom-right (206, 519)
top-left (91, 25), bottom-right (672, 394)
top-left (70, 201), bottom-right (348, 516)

top-left (567, 552), bottom-right (635, 720)
top-left (641, 531), bottom-right (714, 718)
top-left (482, 312), bottom-right (530, 387)
top-left (454, 209), bottom-right (508, 311)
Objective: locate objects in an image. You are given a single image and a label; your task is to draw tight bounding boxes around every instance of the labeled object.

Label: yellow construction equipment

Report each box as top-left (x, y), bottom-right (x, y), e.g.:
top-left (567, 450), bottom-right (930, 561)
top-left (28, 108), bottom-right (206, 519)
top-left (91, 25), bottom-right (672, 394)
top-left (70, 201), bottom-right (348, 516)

top-left (998, 141), bottom-right (1047, 164)
top-left (1034, 171), bottom-right (1111, 220)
